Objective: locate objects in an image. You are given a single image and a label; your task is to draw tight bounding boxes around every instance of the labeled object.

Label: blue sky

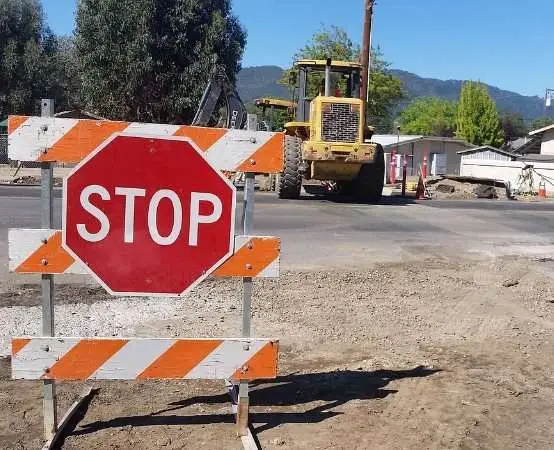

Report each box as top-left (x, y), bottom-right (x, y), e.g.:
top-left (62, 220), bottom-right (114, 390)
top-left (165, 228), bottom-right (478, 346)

top-left (42, 0), bottom-right (552, 97)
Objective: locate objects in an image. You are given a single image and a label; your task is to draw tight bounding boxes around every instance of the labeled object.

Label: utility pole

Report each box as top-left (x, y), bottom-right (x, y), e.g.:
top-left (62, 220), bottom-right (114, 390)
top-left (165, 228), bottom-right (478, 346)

top-left (360, 0), bottom-right (374, 103)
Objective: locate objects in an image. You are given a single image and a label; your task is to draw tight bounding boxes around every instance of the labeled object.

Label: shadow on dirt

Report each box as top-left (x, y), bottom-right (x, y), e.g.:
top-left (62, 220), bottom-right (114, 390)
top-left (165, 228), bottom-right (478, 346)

top-left (71, 366), bottom-right (439, 437)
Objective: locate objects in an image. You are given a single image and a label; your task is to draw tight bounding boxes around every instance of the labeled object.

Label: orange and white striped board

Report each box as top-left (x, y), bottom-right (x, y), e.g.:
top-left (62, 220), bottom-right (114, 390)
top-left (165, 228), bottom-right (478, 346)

top-left (9, 229), bottom-right (280, 279)
top-left (7, 115), bottom-right (284, 173)
top-left (12, 337), bottom-right (278, 381)
top-left (214, 235), bottom-right (280, 278)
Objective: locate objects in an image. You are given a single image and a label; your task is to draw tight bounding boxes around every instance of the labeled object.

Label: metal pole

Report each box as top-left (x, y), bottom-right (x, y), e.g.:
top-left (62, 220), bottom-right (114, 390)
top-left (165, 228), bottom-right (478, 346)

top-left (237, 114), bottom-right (257, 436)
top-left (40, 99), bottom-right (57, 439)
top-left (324, 58), bottom-right (332, 97)
top-left (402, 153), bottom-right (407, 197)
top-left (389, 149), bottom-right (396, 184)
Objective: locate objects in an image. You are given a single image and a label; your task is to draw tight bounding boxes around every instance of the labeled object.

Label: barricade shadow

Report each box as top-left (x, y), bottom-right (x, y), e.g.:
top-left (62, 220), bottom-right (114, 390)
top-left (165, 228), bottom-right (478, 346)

top-left (71, 366), bottom-right (439, 437)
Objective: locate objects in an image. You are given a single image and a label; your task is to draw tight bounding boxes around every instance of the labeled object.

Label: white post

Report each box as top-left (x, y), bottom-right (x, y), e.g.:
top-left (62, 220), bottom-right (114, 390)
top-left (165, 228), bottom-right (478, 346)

top-left (237, 114), bottom-right (257, 436)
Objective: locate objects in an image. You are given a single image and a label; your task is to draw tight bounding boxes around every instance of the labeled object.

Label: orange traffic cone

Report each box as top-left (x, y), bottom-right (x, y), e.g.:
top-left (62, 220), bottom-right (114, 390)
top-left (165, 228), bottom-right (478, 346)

top-left (539, 180), bottom-right (547, 198)
top-left (416, 174), bottom-right (426, 200)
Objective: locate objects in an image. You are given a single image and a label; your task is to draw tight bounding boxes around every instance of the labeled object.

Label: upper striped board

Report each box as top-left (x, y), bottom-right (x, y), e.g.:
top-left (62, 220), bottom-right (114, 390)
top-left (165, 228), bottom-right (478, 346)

top-left (7, 116), bottom-right (284, 173)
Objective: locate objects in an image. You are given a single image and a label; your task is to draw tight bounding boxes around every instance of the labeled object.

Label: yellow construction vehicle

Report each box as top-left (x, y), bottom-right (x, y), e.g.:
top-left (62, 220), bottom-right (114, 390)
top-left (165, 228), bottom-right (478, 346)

top-left (277, 58), bottom-right (384, 201)
top-left (254, 98), bottom-right (295, 131)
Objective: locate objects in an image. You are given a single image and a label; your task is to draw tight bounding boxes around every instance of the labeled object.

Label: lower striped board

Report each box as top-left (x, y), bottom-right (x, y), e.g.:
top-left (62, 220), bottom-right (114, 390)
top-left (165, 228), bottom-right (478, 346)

top-left (9, 229), bottom-right (280, 279)
top-left (12, 338), bottom-right (278, 381)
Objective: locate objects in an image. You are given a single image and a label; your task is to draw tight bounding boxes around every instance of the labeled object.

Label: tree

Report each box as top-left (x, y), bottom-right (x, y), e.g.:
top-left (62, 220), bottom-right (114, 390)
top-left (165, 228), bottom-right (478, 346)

top-left (366, 48), bottom-right (405, 133)
top-left (530, 116), bottom-right (554, 131)
top-left (500, 111), bottom-right (528, 143)
top-left (281, 26), bottom-right (404, 133)
top-left (456, 81), bottom-right (504, 147)
top-left (0, 0), bottom-right (69, 117)
top-left (75, 0), bottom-right (246, 123)
top-left (398, 97), bottom-right (457, 136)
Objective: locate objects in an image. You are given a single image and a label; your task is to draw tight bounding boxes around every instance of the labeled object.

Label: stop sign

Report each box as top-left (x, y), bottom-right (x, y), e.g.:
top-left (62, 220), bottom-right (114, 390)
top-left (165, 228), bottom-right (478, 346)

top-left (62, 134), bottom-right (236, 296)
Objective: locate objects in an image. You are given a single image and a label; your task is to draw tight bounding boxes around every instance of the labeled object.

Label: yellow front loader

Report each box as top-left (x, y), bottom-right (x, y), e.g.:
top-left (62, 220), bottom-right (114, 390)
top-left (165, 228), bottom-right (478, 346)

top-left (278, 59), bottom-right (384, 202)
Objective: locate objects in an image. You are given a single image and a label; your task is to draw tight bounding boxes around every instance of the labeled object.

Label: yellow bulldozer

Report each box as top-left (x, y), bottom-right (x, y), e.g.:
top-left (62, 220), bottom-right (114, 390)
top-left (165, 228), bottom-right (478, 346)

top-left (278, 58), bottom-right (384, 202)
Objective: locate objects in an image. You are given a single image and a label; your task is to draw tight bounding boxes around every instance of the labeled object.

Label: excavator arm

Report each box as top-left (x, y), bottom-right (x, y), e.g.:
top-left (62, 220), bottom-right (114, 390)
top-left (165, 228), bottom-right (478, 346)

top-left (192, 67), bottom-right (247, 130)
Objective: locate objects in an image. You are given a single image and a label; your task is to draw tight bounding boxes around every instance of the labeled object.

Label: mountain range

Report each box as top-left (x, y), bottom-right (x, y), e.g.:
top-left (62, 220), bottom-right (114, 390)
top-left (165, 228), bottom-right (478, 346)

top-left (237, 66), bottom-right (552, 122)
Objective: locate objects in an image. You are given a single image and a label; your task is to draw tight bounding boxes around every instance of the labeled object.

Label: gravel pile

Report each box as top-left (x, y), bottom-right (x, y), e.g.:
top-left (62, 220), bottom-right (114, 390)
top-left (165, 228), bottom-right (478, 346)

top-left (0, 279), bottom-right (240, 357)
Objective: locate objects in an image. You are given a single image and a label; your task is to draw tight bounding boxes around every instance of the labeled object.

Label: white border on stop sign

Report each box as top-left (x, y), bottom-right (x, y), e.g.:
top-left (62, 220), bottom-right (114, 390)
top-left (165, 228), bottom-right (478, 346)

top-left (61, 133), bottom-right (237, 297)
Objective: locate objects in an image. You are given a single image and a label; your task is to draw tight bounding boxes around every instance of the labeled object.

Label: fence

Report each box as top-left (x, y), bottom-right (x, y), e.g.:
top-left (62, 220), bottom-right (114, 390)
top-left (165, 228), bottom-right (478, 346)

top-left (460, 158), bottom-right (554, 195)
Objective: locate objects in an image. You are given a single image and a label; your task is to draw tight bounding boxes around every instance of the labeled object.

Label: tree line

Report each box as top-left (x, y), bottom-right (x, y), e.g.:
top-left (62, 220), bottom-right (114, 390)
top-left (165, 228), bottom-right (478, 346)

top-left (399, 90), bottom-right (553, 147)
top-left (0, 0), bottom-right (245, 123)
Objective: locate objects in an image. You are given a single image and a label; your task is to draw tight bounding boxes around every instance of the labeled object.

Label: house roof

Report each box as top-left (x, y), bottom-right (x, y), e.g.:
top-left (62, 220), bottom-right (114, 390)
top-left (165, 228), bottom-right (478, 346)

top-left (457, 146), bottom-right (517, 158)
top-left (371, 134), bottom-right (423, 147)
top-left (512, 137), bottom-right (541, 155)
top-left (529, 123), bottom-right (554, 136)
top-left (516, 154), bottom-right (554, 162)
top-left (371, 134), bottom-right (472, 148)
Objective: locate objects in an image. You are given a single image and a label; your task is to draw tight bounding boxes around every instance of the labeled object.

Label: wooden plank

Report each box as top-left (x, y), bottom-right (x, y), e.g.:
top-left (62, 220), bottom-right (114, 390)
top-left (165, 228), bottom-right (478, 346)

top-left (41, 387), bottom-right (94, 450)
top-left (12, 338), bottom-right (279, 381)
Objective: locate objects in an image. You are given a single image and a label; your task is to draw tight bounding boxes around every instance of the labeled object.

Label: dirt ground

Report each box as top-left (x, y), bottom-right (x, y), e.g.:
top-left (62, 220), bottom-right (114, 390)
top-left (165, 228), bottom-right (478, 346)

top-left (1, 254), bottom-right (553, 449)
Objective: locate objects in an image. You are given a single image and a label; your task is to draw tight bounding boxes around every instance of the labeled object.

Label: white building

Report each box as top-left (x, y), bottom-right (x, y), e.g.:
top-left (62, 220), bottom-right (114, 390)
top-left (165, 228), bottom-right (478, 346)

top-left (458, 124), bottom-right (554, 195)
top-left (529, 124), bottom-right (554, 155)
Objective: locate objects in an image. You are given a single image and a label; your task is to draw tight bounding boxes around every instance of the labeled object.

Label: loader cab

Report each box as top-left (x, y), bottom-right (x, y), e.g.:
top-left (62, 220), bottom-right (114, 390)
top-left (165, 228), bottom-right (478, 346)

top-left (294, 59), bottom-right (362, 123)
top-left (254, 98), bottom-right (296, 131)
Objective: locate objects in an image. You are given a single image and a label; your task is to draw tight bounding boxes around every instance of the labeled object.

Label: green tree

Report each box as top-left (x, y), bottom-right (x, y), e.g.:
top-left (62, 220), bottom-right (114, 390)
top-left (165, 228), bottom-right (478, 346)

top-left (75, 0), bottom-right (246, 123)
top-left (281, 26), bottom-right (404, 133)
top-left (500, 111), bottom-right (528, 143)
top-left (456, 81), bottom-right (504, 147)
top-left (52, 36), bottom-right (82, 110)
top-left (398, 97), bottom-right (457, 136)
top-left (367, 48), bottom-right (405, 133)
top-left (0, 0), bottom-right (69, 117)
top-left (530, 116), bottom-right (554, 131)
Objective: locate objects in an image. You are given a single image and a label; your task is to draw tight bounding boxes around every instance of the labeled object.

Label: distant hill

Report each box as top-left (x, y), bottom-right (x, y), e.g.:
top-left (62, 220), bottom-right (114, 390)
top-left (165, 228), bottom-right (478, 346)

top-left (237, 66), bottom-right (552, 122)
top-left (236, 66), bottom-right (289, 102)
top-left (390, 70), bottom-right (551, 121)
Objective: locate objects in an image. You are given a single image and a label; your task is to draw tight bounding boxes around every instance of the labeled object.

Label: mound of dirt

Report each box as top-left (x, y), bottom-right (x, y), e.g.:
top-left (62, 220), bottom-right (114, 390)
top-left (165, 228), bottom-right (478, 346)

top-left (10, 176), bottom-right (63, 186)
top-left (427, 176), bottom-right (508, 200)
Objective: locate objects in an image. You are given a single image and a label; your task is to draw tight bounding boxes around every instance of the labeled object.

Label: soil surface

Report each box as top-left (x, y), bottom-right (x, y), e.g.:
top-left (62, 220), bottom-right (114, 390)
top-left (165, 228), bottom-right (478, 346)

top-left (1, 255), bottom-right (553, 449)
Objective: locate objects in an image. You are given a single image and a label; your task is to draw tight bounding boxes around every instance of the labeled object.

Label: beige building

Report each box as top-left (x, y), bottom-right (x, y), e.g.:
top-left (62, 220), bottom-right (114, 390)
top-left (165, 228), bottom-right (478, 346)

top-left (371, 135), bottom-right (473, 179)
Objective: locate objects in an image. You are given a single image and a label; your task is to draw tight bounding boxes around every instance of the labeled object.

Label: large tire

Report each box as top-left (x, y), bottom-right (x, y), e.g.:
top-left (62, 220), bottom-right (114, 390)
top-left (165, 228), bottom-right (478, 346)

top-left (277, 135), bottom-right (303, 199)
top-left (351, 143), bottom-right (385, 203)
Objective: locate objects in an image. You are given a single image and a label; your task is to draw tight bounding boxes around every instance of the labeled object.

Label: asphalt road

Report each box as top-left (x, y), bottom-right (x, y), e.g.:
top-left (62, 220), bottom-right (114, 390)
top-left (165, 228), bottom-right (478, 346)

top-left (2, 186), bottom-right (554, 286)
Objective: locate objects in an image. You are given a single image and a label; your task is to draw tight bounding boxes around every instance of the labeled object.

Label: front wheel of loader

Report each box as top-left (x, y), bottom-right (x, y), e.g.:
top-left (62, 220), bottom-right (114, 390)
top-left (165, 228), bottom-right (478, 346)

top-left (352, 143), bottom-right (385, 203)
top-left (277, 135), bottom-right (303, 199)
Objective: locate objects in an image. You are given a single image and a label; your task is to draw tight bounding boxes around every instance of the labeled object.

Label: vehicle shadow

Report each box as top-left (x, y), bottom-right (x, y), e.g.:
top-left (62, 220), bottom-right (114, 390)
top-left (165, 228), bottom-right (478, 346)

top-left (70, 366), bottom-right (439, 438)
top-left (301, 185), bottom-right (418, 205)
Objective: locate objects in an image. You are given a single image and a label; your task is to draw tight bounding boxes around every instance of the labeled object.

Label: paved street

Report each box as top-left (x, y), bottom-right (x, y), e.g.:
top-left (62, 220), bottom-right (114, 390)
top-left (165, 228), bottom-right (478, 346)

top-left (2, 186), bottom-right (554, 284)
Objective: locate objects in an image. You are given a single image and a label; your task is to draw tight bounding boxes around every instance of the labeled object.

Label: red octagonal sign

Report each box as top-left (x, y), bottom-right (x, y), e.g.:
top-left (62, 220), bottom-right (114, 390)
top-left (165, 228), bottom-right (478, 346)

top-left (63, 134), bottom-right (236, 296)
